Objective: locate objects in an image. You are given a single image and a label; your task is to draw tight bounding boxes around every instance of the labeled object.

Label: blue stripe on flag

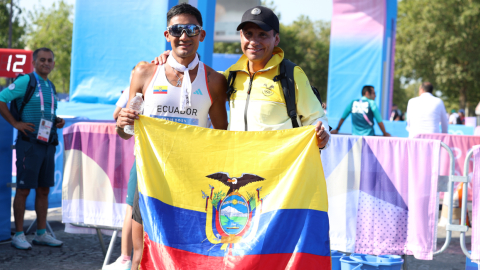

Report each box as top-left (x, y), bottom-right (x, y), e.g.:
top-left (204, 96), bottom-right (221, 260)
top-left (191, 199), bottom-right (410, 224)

top-left (139, 193), bottom-right (330, 257)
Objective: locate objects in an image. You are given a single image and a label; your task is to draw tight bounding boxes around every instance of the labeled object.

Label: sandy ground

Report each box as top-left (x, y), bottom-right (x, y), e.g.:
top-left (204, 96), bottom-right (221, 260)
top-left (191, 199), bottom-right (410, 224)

top-left (0, 203), bottom-right (475, 270)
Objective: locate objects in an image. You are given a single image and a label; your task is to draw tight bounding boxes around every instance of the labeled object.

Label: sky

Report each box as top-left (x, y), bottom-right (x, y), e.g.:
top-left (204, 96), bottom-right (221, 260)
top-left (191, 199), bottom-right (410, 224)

top-left (16, 0), bottom-right (332, 24)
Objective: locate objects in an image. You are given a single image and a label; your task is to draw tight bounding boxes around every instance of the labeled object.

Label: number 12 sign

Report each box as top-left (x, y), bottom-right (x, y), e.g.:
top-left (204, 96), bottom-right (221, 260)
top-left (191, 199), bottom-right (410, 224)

top-left (0, 49), bottom-right (33, 78)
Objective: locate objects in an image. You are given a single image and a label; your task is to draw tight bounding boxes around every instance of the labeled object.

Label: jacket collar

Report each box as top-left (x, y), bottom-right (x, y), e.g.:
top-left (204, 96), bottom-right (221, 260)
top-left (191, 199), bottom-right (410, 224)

top-left (230, 47), bottom-right (285, 73)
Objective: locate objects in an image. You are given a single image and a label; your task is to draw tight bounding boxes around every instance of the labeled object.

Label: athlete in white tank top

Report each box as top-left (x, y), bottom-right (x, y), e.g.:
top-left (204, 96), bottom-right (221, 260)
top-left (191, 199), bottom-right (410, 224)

top-left (144, 62), bottom-right (211, 128)
top-left (116, 8), bottom-right (230, 269)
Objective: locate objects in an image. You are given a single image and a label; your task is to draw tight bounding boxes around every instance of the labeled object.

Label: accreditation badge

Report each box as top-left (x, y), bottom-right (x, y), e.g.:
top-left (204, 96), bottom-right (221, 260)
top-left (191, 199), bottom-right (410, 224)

top-left (37, 119), bottom-right (53, 142)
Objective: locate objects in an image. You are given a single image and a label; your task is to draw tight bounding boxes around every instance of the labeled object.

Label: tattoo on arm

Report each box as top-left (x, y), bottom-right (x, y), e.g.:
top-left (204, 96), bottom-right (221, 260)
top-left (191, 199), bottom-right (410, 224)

top-left (207, 71), bottom-right (211, 83)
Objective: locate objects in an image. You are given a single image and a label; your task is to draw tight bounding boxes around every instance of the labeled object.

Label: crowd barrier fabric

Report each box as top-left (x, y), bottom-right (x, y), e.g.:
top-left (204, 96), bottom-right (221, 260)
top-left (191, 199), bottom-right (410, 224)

top-left (472, 146), bottom-right (480, 261)
top-left (475, 126), bottom-right (480, 136)
top-left (62, 123), bottom-right (134, 231)
top-left (322, 135), bottom-right (440, 260)
top-left (135, 116), bottom-right (331, 269)
top-left (13, 119), bottom-right (115, 211)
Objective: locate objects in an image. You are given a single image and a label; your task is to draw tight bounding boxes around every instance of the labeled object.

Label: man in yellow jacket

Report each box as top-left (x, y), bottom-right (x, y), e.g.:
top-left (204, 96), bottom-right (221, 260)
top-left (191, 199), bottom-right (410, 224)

top-left (225, 6), bottom-right (329, 149)
top-left (155, 6), bottom-right (330, 149)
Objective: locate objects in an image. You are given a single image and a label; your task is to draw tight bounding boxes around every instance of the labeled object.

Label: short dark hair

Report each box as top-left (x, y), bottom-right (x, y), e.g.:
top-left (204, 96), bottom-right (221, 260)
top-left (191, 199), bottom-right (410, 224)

top-left (362, 85), bottom-right (374, 96)
top-left (421, 82), bottom-right (433, 93)
top-left (33, 48), bottom-right (54, 61)
top-left (167, 3), bottom-right (203, 26)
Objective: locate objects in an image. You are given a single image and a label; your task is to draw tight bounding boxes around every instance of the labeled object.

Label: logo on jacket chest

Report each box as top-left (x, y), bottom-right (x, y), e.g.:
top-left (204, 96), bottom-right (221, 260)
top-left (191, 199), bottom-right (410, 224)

top-left (261, 84), bottom-right (274, 97)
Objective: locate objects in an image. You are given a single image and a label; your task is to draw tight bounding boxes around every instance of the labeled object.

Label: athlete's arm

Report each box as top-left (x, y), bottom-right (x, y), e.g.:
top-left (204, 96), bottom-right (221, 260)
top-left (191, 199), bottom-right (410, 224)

top-left (369, 100), bottom-right (390, 137)
top-left (293, 67), bottom-right (330, 149)
top-left (131, 219), bottom-right (143, 269)
top-left (116, 64), bottom-right (156, 140)
top-left (331, 102), bottom-right (353, 134)
top-left (204, 66), bottom-right (228, 130)
top-left (378, 122), bottom-right (391, 137)
top-left (331, 118), bottom-right (345, 134)
top-left (113, 106), bottom-right (122, 120)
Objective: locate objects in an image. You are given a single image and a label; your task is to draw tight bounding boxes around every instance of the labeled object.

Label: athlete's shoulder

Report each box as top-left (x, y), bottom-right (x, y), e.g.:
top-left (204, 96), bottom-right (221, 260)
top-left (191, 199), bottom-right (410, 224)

top-left (203, 64), bottom-right (226, 82)
top-left (134, 63), bottom-right (157, 78)
top-left (204, 64), bottom-right (227, 88)
top-left (203, 64), bottom-right (227, 100)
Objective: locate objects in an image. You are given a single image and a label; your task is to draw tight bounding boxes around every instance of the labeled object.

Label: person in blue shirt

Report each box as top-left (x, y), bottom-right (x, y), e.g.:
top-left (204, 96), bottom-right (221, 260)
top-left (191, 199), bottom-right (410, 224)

top-left (331, 85), bottom-right (391, 136)
top-left (0, 48), bottom-right (65, 250)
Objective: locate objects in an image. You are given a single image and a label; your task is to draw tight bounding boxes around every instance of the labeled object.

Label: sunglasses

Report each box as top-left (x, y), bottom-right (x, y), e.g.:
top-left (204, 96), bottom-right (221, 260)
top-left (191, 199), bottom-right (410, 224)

top-left (167, 24), bottom-right (203, 37)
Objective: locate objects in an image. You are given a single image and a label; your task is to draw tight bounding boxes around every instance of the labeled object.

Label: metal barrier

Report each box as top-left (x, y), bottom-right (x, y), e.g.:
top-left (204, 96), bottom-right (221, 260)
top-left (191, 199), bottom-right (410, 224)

top-left (433, 142), bottom-right (457, 255)
top-left (434, 144), bottom-right (477, 259)
top-left (70, 222), bottom-right (122, 268)
top-left (459, 147), bottom-right (477, 259)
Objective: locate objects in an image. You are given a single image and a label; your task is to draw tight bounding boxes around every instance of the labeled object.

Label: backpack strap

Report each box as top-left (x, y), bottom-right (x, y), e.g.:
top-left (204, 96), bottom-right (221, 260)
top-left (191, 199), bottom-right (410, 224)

top-left (17, 73), bottom-right (38, 120)
top-left (311, 85), bottom-right (323, 105)
top-left (226, 71), bottom-right (237, 101)
top-left (276, 59), bottom-right (299, 128)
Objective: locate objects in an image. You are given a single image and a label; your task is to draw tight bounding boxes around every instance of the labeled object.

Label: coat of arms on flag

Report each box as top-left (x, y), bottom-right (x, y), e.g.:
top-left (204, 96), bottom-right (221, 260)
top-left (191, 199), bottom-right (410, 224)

top-left (134, 116), bottom-right (332, 269)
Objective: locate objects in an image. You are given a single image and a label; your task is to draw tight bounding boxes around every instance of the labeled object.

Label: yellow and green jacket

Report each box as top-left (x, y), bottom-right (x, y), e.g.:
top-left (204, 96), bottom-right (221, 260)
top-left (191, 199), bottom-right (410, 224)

top-left (223, 47), bottom-right (329, 145)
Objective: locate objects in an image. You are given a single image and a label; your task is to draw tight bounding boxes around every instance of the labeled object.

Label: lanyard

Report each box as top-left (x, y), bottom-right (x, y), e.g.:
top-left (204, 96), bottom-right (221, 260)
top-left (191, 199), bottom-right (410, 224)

top-left (33, 72), bottom-right (55, 120)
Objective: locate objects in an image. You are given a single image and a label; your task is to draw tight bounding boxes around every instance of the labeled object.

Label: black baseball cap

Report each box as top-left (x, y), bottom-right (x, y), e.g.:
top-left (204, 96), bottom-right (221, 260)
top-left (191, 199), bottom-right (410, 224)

top-left (237, 6), bottom-right (280, 34)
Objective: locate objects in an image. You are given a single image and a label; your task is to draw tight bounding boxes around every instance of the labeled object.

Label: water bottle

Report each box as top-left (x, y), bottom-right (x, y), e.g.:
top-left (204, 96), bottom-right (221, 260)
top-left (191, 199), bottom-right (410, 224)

top-left (124, 93), bottom-right (144, 135)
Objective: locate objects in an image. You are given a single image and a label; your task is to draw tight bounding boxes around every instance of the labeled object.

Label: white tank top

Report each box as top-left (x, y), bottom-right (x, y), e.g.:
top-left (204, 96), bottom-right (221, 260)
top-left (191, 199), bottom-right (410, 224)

top-left (144, 62), bottom-right (212, 128)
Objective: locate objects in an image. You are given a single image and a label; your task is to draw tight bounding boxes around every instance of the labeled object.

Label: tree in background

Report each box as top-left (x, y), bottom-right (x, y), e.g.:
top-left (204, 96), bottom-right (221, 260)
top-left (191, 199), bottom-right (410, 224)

top-left (0, 0), bottom-right (25, 49)
top-left (392, 76), bottom-right (418, 115)
top-left (279, 17), bottom-right (330, 103)
top-left (26, 1), bottom-right (72, 93)
top-left (214, 41), bottom-right (241, 54)
top-left (395, 0), bottom-right (480, 115)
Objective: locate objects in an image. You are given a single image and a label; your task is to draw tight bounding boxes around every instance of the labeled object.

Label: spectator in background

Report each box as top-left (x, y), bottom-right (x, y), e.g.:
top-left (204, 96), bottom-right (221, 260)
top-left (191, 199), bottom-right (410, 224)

top-left (457, 109), bottom-right (465, 125)
top-left (0, 48), bottom-right (65, 250)
top-left (113, 61), bottom-right (148, 120)
top-left (389, 104), bottom-right (404, 121)
top-left (331, 85), bottom-right (390, 136)
top-left (406, 82), bottom-right (448, 138)
top-left (449, 109), bottom-right (459, 124)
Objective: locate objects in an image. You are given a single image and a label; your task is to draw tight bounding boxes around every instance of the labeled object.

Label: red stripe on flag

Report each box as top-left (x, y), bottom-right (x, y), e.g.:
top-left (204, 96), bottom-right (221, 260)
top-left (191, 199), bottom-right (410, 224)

top-left (141, 232), bottom-right (332, 270)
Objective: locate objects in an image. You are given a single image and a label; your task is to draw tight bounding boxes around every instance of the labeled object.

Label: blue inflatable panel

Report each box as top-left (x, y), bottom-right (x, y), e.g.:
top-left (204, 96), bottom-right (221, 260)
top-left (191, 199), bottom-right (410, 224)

top-left (70, 0), bottom-right (177, 104)
top-left (57, 101), bottom-right (117, 120)
top-left (212, 53), bottom-right (242, 72)
top-left (327, 0), bottom-right (397, 120)
top-left (0, 109), bottom-right (13, 241)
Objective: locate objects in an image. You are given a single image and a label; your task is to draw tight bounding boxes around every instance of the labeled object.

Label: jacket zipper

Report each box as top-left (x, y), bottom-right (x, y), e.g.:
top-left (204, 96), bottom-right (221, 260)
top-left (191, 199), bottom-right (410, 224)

top-left (235, 66), bottom-right (270, 131)
top-left (244, 74), bottom-right (255, 131)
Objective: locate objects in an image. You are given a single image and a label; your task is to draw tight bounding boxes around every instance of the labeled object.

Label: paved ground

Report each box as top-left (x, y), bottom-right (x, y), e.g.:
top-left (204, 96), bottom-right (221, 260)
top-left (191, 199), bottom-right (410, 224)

top-left (0, 206), bottom-right (475, 270)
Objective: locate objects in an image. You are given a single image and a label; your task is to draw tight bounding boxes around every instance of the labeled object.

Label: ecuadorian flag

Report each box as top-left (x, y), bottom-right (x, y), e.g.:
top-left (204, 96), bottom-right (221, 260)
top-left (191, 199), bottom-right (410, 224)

top-left (153, 85), bottom-right (168, 94)
top-left (135, 116), bottom-right (331, 269)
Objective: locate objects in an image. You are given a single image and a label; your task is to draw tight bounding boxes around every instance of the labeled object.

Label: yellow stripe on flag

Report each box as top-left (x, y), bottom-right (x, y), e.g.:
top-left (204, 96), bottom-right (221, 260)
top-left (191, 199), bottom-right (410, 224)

top-left (153, 85), bottom-right (167, 90)
top-left (134, 116), bottom-right (328, 213)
